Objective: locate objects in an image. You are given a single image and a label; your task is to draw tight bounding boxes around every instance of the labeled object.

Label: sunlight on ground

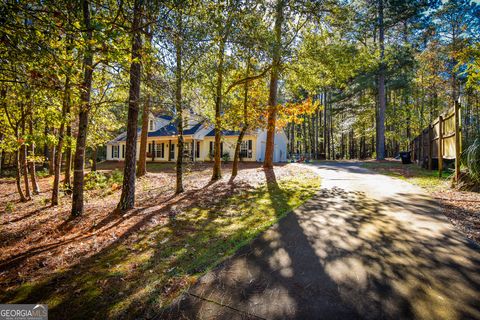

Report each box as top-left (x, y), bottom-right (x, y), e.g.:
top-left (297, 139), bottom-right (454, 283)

top-left (361, 161), bottom-right (451, 192)
top-left (0, 173), bottom-right (321, 319)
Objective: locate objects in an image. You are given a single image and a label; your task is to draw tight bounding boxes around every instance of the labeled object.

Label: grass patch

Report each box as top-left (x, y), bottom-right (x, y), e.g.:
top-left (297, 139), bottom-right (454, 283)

top-left (362, 161), bottom-right (452, 191)
top-left (1, 173), bottom-right (321, 320)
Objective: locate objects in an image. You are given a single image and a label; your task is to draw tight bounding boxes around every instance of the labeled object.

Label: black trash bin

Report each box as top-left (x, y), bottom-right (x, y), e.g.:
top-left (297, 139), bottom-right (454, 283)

top-left (399, 151), bottom-right (411, 164)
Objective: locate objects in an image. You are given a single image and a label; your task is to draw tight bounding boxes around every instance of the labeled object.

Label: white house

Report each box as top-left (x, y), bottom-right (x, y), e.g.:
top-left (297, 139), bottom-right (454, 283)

top-left (106, 113), bottom-right (288, 163)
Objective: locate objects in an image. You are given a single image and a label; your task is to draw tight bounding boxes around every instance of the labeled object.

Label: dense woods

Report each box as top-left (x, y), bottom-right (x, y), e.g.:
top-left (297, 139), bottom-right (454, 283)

top-left (1, 0), bottom-right (479, 212)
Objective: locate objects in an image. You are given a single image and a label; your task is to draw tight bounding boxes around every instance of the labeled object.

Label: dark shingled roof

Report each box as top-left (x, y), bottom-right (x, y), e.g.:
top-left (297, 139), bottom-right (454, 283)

top-left (112, 128), bottom-right (141, 142)
top-left (157, 115), bottom-right (173, 121)
top-left (148, 124), bottom-right (178, 137)
top-left (183, 122), bottom-right (203, 135)
top-left (206, 129), bottom-right (240, 137)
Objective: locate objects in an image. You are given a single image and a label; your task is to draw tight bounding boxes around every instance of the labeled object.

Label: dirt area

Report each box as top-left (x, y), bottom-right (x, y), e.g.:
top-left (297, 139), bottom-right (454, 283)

top-left (433, 189), bottom-right (480, 244)
top-left (0, 162), bottom-right (305, 289)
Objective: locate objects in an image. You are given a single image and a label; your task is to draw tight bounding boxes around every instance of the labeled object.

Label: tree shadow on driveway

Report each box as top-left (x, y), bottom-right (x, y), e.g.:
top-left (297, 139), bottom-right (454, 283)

top-left (162, 169), bottom-right (480, 319)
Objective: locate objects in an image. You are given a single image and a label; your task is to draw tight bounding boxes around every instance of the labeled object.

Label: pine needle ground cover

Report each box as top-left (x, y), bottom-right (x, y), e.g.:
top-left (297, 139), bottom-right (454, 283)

top-left (0, 163), bottom-right (320, 319)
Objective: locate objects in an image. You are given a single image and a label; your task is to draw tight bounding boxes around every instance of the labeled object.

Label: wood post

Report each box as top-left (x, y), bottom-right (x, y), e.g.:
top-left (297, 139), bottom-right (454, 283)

top-left (438, 115), bottom-right (443, 177)
top-left (454, 100), bottom-right (461, 182)
top-left (428, 124), bottom-right (433, 170)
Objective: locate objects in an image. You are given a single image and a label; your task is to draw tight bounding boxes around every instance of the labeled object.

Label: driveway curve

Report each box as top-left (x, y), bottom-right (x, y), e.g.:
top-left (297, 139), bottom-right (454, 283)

top-left (161, 162), bottom-right (480, 320)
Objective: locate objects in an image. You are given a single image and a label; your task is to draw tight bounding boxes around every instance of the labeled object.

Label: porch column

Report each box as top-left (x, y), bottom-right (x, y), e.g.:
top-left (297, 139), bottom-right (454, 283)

top-left (168, 139), bottom-right (171, 161)
top-left (192, 139), bottom-right (196, 162)
top-left (152, 140), bottom-right (155, 162)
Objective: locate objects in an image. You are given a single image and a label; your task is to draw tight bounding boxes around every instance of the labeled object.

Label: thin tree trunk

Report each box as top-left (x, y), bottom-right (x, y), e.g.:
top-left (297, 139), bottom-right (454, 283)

top-left (376, 0), bottom-right (386, 160)
top-left (323, 91), bottom-right (328, 158)
top-left (330, 100), bottom-right (335, 160)
top-left (211, 38), bottom-right (227, 181)
top-left (28, 117), bottom-right (40, 194)
top-left (92, 147), bottom-right (97, 171)
top-left (175, 11), bottom-right (184, 193)
top-left (232, 58), bottom-right (251, 179)
top-left (137, 29), bottom-right (153, 177)
top-left (21, 141), bottom-right (31, 199)
top-left (302, 116), bottom-right (307, 156)
top-left (64, 122), bottom-right (72, 191)
top-left (137, 96), bottom-right (149, 177)
top-left (15, 149), bottom-right (27, 202)
top-left (71, 0), bottom-right (94, 217)
top-left (43, 126), bottom-right (49, 171)
top-left (264, 0), bottom-right (284, 168)
top-left (52, 72), bottom-right (70, 205)
top-left (117, 0), bottom-right (143, 211)
top-left (20, 104), bottom-right (31, 199)
top-left (48, 129), bottom-right (56, 176)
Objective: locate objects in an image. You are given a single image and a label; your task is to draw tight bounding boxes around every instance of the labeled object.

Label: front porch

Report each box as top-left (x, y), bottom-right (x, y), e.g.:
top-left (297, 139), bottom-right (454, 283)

top-left (145, 138), bottom-right (202, 162)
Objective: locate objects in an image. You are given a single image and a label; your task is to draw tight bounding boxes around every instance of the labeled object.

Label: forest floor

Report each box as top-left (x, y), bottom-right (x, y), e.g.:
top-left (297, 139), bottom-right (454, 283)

top-left (362, 160), bottom-right (480, 245)
top-left (0, 162), bottom-right (320, 319)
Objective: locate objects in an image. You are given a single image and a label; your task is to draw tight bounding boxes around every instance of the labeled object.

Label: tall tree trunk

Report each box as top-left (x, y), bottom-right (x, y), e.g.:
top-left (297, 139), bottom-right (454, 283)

top-left (43, 126), bottom-right (49, 171)
top-left (211, 38), bottom-right (227, 181)
top-left (21, 141), bottom-right (31, 199)
top-left (48, 129), bottom-right (56, 176)
top-left (52, 73), bottom-right (70, 205)
top-left (28, 117), bottom-right (40, 194)
top-left (376, 0), bottom-right (386, 160)
top-left (92, 146), bottom-right (97, 171)
top-left (71, 0), bottom-right (94, 217)
top-left (264, 0), bottom-right (284, 168)
top-left (64, 121), bottom-right (72, 191)
top-left (323, 91), bottom-right (328, 158)
top-left (15, 149), bottom-right (27, 202)
top-left (302, 116), bottom-right (307, 156)
top-left (330, 101), bottom-right (335, 160)
top-left (175, 11), bottom-right (184, 193)
top-left (117, 0), bottom-right (143, 211)
top-left (137, 96), bottom-right (149, 178)
top-left (232, 58), bottom-right (251, 179)
top-left (137, 29), bottom-right (153, 177)
top-left (20, 104), bottom-right (31, 199)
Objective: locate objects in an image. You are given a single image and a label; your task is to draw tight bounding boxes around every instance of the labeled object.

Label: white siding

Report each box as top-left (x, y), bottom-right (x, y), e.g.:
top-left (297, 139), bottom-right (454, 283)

top-left (255, 129), bottom-right (288, 163)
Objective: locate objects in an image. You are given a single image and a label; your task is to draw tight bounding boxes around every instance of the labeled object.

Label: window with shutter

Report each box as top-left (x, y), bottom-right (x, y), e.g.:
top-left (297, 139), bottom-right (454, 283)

top-left (170, 143), bottom-right (175, 160)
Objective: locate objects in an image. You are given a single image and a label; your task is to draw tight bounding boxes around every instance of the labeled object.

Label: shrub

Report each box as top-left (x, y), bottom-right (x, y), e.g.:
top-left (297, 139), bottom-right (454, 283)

top-left (37, 168), bottom-right (50, 178)
top-left (84, 170), bottom-right (123, 191)
top-left (464, 138), bottom-right (480, 183)
top-left (221, 152), bottom-right (230, 163)
top-left (85, 171), bottom-right (107, 190)
top-left (5, 202), bottom-right (15, 213)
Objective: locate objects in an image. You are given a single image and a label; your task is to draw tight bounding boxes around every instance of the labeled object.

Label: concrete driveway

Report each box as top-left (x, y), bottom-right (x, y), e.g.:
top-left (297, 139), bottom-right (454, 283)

top-left (160, 162), bottom-right (480, 320)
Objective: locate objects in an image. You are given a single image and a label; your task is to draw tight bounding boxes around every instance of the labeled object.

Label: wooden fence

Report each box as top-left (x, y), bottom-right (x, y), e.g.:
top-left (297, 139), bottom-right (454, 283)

top-left (410, 105), bottom-right (461, 177)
